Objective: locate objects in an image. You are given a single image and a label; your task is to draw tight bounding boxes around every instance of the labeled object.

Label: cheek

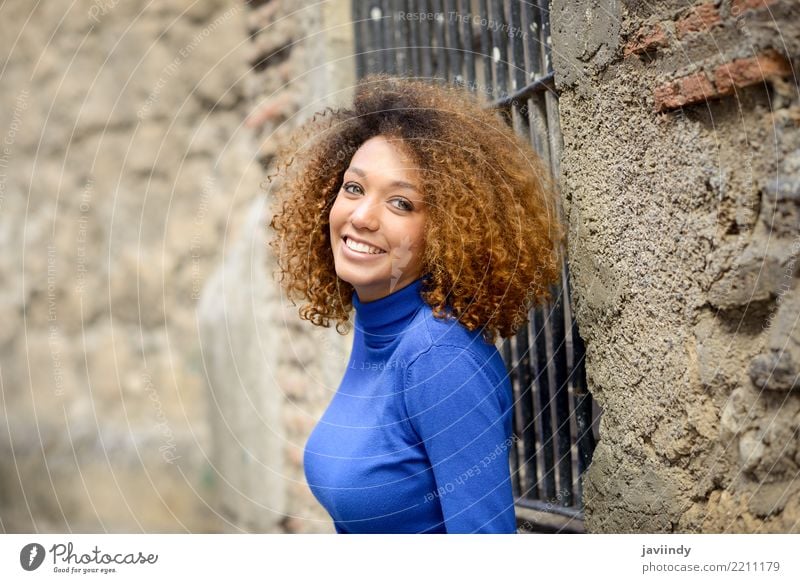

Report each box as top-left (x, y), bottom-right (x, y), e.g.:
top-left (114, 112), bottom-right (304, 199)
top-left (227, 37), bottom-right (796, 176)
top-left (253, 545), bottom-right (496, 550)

top-left (328, 198), bottom-right (345, 230)
top-left (410, 220), bottom-right (427, 251)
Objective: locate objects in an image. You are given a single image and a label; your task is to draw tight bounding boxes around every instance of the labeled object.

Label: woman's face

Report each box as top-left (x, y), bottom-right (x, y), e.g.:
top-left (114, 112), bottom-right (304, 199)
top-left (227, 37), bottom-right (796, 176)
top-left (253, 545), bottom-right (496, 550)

top-left (329, 135), bottom-right (427, 303)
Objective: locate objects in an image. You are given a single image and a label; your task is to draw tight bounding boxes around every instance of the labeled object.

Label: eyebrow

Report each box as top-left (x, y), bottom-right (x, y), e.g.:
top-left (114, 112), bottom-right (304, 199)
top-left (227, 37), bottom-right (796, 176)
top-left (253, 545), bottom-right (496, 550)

top-left (345, 166), bottom-right (419, 192)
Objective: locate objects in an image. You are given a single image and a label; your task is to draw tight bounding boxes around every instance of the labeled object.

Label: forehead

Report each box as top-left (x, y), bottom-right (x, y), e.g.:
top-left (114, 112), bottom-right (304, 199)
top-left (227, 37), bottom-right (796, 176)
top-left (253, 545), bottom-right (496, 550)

top-left (348, 135), bottom-right (418, 174)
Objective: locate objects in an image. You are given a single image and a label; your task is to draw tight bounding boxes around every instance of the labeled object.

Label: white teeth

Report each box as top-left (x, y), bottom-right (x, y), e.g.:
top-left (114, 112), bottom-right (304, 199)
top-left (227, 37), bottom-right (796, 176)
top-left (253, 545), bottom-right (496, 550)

top-left (345, 237), bottom-right (384, 254)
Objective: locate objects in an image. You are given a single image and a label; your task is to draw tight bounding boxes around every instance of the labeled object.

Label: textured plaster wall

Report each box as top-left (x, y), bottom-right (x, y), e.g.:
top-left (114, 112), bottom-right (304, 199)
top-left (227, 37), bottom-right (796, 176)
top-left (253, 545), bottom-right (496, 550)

top-left (552, 0), bottom-right (799, 532)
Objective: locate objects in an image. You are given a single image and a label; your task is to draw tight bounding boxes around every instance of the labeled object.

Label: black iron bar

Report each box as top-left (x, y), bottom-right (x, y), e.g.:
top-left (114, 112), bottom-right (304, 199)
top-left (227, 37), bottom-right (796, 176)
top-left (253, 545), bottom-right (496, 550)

top-left (478, 0), bottom-right (493, 98)
top-left (408, 0), bottom-right (423, 75)
top-left (533, 305), bottom-right (556, 501)
top-left (550, 281), bottom-right (574, 507)
top-left (489, 0), bottom-right (508, 99)
top-left (431, 0), bottom-right (448, 80)
top-left (458, 0), bottom-right (476, 88)
top-left (354, 2), bottom-right (368, 78)
top-left (488, 71), bottom-right (555, 107)
top-left (369, 2), bottom-right (385, 74)
top-left (418, 0), bottom-right (434, 78)
top-left (515, 316), bottom-right (540, 499)
top-left (444, 0), bottom-right (462, 82)
top-left (392, 0), bottom-right (409, 75)
top-left (381, 0), bottom-right (395, 74)
top-left (504, 338), bottom-right (523, 498)
top-left (515, 496), bottom-right (584, 520)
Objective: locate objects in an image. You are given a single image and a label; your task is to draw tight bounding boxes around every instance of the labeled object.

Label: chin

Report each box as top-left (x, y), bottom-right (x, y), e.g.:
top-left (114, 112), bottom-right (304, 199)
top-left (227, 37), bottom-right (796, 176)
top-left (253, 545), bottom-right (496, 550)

top-left (337, 270), bottom-right (386, 289)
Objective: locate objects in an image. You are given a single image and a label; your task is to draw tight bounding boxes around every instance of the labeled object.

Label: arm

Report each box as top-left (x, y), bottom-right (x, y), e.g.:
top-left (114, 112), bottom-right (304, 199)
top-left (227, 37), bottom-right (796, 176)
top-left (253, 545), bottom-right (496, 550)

top-left (403, 345), bottom-right (517, 533)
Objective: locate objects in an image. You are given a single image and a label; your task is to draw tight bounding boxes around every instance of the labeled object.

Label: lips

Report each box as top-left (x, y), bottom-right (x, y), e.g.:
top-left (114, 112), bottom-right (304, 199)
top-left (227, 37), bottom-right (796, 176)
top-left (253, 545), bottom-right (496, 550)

top-left (342, 235), bottom-right (386, 253)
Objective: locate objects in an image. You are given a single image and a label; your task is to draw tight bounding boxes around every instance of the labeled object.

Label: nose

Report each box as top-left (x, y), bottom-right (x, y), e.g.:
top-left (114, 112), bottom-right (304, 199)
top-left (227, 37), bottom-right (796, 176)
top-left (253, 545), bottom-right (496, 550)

top-left (349, 194), bottom-right (380, 230)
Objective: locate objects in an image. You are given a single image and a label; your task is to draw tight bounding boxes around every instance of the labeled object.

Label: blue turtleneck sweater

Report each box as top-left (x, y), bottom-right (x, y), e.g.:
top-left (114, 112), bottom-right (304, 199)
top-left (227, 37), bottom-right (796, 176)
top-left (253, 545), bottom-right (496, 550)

top-left (303, 275), bottom-right (517, 533)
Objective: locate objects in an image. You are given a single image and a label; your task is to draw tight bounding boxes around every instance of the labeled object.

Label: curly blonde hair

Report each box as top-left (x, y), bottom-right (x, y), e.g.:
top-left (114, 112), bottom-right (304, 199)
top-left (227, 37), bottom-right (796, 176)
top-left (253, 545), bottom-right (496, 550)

top-left (266, 74), bottom-right (565, 345)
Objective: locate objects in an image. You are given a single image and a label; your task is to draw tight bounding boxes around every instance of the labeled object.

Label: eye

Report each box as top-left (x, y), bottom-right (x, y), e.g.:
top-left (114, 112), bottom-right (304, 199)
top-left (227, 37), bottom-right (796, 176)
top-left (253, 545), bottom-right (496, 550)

top-left (391, 198), bottom-right (414, 212)
top-left (342, 182), bottom-right (363, 195)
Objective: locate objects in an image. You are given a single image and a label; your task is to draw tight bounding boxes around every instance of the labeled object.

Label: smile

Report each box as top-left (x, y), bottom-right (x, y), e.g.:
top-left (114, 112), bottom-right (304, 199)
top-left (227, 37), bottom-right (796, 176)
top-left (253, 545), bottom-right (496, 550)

top-left (342, 236), bottom-right (387, 255)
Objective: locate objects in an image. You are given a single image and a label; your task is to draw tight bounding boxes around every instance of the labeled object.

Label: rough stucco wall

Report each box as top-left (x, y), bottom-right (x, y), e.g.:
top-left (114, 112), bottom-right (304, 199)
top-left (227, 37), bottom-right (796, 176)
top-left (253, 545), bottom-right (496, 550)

top-left (0, 0), bottom-right (259, 532)
top-left (552, 0), bottom-right (799, 532)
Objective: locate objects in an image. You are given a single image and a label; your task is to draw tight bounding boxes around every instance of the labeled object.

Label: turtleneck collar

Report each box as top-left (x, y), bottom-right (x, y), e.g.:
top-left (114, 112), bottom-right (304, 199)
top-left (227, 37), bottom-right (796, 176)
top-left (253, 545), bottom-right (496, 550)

top-left (351, 275), bottom-right (429, 337)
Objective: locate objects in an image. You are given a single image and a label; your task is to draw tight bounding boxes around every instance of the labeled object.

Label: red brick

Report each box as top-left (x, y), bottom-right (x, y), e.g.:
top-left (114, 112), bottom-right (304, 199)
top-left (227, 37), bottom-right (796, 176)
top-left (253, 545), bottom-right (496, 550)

top-left (713, 50), bottom-right (793, 95)
top-left (624, 23), bottom-right (670, 58)
top-left (675, 3), bottom-right (722, 38)
top-left (730, 0), bottom-right (779, 17)
top-left (654, 72), bottom-right (717, 112)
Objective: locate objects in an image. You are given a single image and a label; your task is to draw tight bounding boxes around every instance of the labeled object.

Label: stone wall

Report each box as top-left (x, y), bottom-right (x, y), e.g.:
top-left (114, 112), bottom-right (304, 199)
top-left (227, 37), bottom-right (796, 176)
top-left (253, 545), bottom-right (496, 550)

top-left (197, 0), bottom-right (355, 533)
top-left (0, 0), bottom-right (260, 532)
top-left (552, 0), bottom-right (799, 532)
top-left (0, 0), bottom-right (355, 534)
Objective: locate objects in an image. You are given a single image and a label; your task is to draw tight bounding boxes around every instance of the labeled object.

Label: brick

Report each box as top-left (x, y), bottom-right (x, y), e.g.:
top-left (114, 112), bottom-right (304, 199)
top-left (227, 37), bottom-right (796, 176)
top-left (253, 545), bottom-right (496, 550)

top-left (245, 92), bottom-right (294, 128)
top-left (730, 0), bottom-right (779, 17)
top-left (713, 49), bottom-right (793, 95)
top-left (675, 2), bottom-right (722, 38)
top-left (654, 72), bottom-right (717, 112)
top-left (624, 23), bottom-right (670, 58)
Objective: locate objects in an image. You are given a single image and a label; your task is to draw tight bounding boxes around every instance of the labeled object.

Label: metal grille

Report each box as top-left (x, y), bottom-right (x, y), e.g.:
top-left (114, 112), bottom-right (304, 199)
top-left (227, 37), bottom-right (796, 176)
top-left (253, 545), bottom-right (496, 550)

top-left (352, 0), bottom-right (599, 533)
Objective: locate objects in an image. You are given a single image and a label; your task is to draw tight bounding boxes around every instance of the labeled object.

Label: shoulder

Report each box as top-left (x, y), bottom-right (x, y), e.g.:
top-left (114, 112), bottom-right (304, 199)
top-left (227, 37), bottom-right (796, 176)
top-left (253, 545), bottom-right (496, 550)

top-left (399, 305), bottom-right (511, 418)
top-left (399, 302), bottom-right (507, 387)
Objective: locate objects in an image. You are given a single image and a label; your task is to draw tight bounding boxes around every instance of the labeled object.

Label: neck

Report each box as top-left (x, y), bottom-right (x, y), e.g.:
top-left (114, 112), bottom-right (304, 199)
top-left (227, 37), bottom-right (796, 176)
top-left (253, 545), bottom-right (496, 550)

top-left (352, 275), bottom-right (428, 338)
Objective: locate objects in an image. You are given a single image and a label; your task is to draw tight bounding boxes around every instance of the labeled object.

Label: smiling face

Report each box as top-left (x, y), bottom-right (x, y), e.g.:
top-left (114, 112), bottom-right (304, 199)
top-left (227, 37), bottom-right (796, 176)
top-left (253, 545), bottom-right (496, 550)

top-left (328, 135), bottom-right (427, 303)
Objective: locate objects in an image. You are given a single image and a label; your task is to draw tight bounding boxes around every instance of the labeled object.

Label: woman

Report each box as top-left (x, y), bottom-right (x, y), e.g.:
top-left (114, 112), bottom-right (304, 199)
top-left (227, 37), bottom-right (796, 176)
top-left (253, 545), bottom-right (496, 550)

top-left (267, 74), bottom-right (564, 533)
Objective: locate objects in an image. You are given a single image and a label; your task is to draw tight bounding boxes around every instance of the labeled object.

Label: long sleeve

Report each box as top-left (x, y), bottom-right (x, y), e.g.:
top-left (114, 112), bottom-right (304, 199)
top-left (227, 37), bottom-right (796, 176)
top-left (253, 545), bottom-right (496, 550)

top-left (403, 344), bottom-right (517, 533)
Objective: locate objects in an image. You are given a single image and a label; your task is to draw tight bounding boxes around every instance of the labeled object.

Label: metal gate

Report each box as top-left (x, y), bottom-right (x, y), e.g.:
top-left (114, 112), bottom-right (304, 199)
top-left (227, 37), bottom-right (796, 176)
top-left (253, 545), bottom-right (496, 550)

top-left (352, 0), bottom-right (599, 533)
